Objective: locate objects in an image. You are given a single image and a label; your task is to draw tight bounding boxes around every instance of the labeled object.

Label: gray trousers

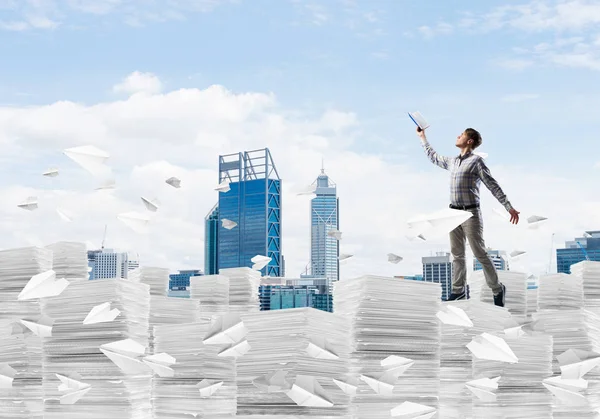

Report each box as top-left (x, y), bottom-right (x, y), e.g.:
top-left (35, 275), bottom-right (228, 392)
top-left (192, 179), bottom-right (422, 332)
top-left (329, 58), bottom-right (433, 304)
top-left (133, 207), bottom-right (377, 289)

top-left (449, 208), bottom-right (502, 296)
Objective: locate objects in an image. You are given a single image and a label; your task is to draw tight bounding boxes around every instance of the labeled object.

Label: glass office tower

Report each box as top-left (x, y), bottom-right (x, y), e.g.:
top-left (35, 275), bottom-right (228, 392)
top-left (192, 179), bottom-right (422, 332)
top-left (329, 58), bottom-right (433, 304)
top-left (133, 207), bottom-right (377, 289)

top-left (557, 231), bottom-right (600, 273)
top-left (204, 204), bottom-right (219, 275)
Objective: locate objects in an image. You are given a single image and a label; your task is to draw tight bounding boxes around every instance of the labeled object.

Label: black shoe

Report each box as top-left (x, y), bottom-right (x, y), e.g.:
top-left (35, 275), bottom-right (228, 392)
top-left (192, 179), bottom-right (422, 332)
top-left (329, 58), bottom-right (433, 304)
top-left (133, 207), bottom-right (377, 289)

top-left (494, 284), bottom-right (506, 307)
top-left (447, 287), bottom-right (469, 301)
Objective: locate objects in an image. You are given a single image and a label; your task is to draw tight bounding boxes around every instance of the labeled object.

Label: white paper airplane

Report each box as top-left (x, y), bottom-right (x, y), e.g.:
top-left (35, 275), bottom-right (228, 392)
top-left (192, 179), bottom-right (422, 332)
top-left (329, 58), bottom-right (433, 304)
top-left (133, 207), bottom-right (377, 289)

top-left (99, 339), bottom-right (149, 375)
top-left (17, 196), bottom-right (38, 211)
top-left (60, 387), bottom-right (92, 405)
top-left (285, 375), bottom-right (333, 407)
top-left (407, 208), bottom-right (473, 240)
top-left (55, 208), bottom-right (73, 222)
top-left (18, 270), bottom-right (69, 301)
top-left (473, 151), bottom-right (488, 159)
top-left (203, 313), bottom-right (248, 345)
top-left (467, 333), bottom-right (519, 364)
top-left (117, 211), bottom-right (151, 233)
top-left (251, 255), bottom-right (271, 271)
top-left (43, 168), bottom-right (59, 177)
top-left (306, 336), bottom-right (339, 360)
top-left (339, 253), bottom-right (353, 262)
top-left (465, 376), bottom-right (501, 402)
top-left (83, 302), bottom-right (121, 325)
top-left (504, 325), bottom-right (526, 338)
top-left (527, 214), bottom-right (548, 229)
top-left (492, 207), bottom-right (510, 222)
top-left (215, 178), bottom-right (231, 193)
top-left (253, 370), bottom-right (292, 393)
top-left (437, 305), bottom-right (474, 328)
top-left (143, 353), bottom-right (176, 378)
top-left (0, 364), bottom-right (17, 389)
top-left (56, 373), bottom-right (91, 405)
top-left (140, 197), bottom-right (160, 212)
top-left (509, 250), bottom-right (527, 259)
top-left (218, 340), bottom-right (251, 358)
top-left (380, 355), bottom-right (414, 378)
top-left (95, 179), bottom-right (116, 190)
top-left (360, 373), bottom-right (395, 396)
top-left (327, 229), bottom-right (342, 240)
top-left (542, 376), bottom-right (588, 392)
top-left (332, 377), bottom-right (358, 396)
top-left (197, 379), bottom-right (224, 397)
top-left (296, 184), bottom-right (317, 196)
top-left (387, 253), bottom-right (403, 264)
top-left (391, 401), bottom-right (437, 419)
top-left (20, 315), bottom-right (54, 338)
top-left (221, 219), bottom-right (237, 230)
top-left (556, 349), bottom-right (600, 380)
top-left (165, 176), bottom-right (181, 188)
top-left (63, 145), bottom-right (111, 177)
top-left (543, 381), bottom-right (588, 406)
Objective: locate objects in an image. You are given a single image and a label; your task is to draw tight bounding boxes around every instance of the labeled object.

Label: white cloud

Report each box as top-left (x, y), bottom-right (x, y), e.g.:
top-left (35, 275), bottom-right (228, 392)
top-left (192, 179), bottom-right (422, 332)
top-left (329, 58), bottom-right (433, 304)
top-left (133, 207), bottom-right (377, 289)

top-left (493, 58), bottom-right (535, 71)
top-left (501, 93), bottom-right (540, 103)
top-left (417, 22), bottom-right (453, 38)
top-left (0, 77), bottom-right (597, 281)
top-left (112, 71), bottom-right (163, 95)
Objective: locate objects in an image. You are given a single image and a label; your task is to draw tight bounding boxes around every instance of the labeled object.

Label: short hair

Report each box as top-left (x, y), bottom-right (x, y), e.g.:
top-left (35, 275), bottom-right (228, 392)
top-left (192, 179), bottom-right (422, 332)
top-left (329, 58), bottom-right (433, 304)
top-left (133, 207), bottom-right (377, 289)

top-left (464, 128), bottom-right (482, 149)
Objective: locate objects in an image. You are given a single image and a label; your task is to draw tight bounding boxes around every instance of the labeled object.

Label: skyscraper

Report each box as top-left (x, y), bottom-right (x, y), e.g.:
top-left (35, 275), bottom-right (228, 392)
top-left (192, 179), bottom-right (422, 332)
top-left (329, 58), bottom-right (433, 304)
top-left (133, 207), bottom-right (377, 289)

top-left (204, 204), bottom-right (219, 275)
top-left (87, 249), bottom-right (139, 280)
top-left (474, 248), bottom-right (509, 271)
top-left (215, 148), bottom-right (283, 276)
top-left (304, 167), bottom-right (339, 282)
top-left (423, 252), bottom-right (452, 301)
top-left (557, 231), bottom-right (600, 273)
top-left (169, 269), bottom-right (203, 290)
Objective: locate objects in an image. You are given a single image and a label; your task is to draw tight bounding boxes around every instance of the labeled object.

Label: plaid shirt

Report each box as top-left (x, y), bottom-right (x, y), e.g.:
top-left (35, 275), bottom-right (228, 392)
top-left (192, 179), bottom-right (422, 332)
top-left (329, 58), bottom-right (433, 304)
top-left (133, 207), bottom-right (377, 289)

top-left (421, 140), bottom-right (513, 212)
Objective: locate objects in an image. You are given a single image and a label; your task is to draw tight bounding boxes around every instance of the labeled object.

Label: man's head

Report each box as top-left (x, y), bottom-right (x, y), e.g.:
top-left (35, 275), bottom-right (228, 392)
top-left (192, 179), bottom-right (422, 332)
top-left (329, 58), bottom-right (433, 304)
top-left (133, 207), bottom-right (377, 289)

top-left (455, 128), bottom-right (482, 150)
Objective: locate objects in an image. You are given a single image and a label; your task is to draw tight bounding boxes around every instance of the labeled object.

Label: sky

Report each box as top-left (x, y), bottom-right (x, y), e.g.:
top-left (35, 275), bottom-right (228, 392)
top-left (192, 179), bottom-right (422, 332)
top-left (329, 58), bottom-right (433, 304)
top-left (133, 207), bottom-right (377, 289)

top-left (0, 0), bottom-right (599, 280)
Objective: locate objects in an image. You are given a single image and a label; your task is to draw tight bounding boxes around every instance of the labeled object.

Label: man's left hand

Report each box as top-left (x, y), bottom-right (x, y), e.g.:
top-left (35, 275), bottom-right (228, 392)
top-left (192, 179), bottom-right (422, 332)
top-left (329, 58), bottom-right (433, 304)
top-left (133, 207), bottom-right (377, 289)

top-left (509, 208), bottom-right (520, 224)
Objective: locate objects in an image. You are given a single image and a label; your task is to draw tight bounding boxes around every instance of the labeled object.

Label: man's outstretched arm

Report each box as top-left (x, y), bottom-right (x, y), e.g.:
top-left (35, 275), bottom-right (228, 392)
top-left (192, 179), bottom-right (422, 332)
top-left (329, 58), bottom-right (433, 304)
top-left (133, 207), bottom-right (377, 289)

top-left (476, 158), bottom-right (520, 224)
top-left (416, 128), bottom-right (450, 170)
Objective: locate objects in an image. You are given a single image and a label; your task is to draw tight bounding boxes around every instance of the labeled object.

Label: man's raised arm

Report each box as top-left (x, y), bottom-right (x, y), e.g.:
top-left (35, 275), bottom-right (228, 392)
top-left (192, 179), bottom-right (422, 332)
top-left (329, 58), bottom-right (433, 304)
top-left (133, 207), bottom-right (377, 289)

top-left (416, 128), bottom-right (450, 170)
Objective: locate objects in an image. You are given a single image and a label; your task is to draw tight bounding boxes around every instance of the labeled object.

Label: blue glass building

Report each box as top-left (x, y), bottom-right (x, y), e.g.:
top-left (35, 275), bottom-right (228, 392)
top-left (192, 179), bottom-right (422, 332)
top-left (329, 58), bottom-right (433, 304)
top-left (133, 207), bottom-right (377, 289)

top-left (204, 204), bottom-right (219, 275)
top-left (216, 148), bottom-right (283, 276)
top-left (169, 269), bottom-right (203, 290)
top-left (259, 278), bottom-right (333, 312)
top-left (557, 231), bottom-right (600, 274)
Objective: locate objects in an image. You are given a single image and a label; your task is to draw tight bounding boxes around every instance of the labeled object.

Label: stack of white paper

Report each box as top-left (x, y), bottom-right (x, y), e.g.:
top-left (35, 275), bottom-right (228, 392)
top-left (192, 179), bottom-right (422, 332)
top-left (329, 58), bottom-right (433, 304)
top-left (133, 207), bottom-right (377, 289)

top-left (190, 274), bottom-right (230, 313)
top-left (526, 275), bottom-right (539, 320)
top-left (480, 271), bottom-right (528, 322)
top-left (152, 318), bottom-right (237, 418)
top-left (127, 267), bottom-right (169, 296)
top-left (467, 270), bottom-right (485, 301)
top-left (219, 268), bottom-right (261, 312)
top-left (40, 279), bottom-right (152, 418)
top-left (0, 247), bottom-right (53, 419)
top-left (45, 242), bottom-right (88, 282)
top-left (538, 273), bottom-right (584, 310)
top-left (334, 276), bottom-right (441, 418)
top-left (148, 296), bottom-right (201, 354)
top-left (571, 261), bottom-right (600, 314)
top-left (236, 308), bottom-right (351, 417)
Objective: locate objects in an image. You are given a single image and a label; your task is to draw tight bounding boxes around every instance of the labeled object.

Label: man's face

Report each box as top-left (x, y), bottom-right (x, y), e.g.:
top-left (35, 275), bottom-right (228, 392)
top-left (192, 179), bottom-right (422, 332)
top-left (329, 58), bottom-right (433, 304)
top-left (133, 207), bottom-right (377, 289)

top-left (455, 131), bottom-right (472, 148)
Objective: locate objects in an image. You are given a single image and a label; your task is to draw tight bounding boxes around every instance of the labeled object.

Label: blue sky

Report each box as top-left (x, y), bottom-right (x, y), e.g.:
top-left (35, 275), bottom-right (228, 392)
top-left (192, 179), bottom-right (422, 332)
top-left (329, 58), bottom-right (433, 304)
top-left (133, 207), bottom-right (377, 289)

top-left (0, 0), bottom-right (599, 277)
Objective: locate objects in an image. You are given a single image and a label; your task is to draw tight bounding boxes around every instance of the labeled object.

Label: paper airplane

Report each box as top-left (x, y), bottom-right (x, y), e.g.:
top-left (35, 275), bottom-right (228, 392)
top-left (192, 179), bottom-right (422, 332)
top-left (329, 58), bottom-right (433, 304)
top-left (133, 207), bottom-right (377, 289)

top-left (407, 208), bottom-right (473, 240)
top-left (17, 196), bottom-right (38, 211)
top-left (203, 313), bottom-right (248, 345)
top-left (543, 381), bottom-right (588, 406)
top-left (83, 302), bottom-right (121, 325)
top-left (339, 253), bottom-right (353, 262)
top-left (117, 211), bottom-right (151, 233)
top-left (140, 197), bottom-right (160, 212)
top-left (95, 179), bottom-right (116, 190)
top-left (99, 339), bottom-right (149, 375)
top-left (253, 370), bottom-right (292, 393)
top-left (556, 349), bottom-right (600, 380)
top-left (20, 315), bottom-right (54, 338)
top-left (18, 270), bottom-right (69, 301)
top-left (251, 255), bottom-right (271, 271)
top-left (360, 373), bottom-right (395, 396)
top-left (218, 340), bottom-right (251, 358)
top-left (437, 305), bottom-right (474, 328)
top-left (391, 401), bottom-right (437, 419)
top-left (43, 168), bottom-right (59, 177)
top-left (306, 336), bottom-right (339, 360)
top-left (492, 208), bottom-right (511, 222)
top-left (473, 151), bottom-right (488, 159)
top-left (381, 355), bottom-right (414, 378)
top-left (542, 376), bottom-right (588, 392)
top-left (504, 325), bottom-right (526, 338)
top-left (286, 375), bottom-right (333, 407)
top-left (509, 250), bottom-right (527, 259)
top-left (143, 353), bottom-right (176, 378)
top-left (165, 176), bottom-right (181, 188)
top-left (465, 376), bottom-right (500, 402)
top-left (221, 219), bottom-right (237, 230)
top-left (387, 253), bottom-right (403, 264)
top-left (55, 208), bottom-right (73, 222)
top-left (56, 373), bottom-right (92, 405)
top-left (408, 111), bottom-right (430, 130)
top-left (527, 214), bottom-right (548, 229)
top-left (0, 364), bottom-right (17, 389)
top-left (197, 379), bottom-right (224, 398)
top-left (467, 333), bottom-right (519, 364)
top-left (327, 229), bottom-right (342, 240)
top-left (332, 377), bottom-right (358, 396)
top-left (63, 145), bottom-right (111, 177)
top-left (215, 178), bottom-right (231, 193)
top-left (296, 184), bottom-right (317, 196)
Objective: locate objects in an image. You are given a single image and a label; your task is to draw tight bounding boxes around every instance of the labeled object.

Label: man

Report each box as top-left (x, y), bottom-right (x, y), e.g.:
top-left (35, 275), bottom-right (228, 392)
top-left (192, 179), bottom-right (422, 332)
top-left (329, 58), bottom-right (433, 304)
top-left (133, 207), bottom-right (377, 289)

top-left (416, 126), bottom-right (519, 307)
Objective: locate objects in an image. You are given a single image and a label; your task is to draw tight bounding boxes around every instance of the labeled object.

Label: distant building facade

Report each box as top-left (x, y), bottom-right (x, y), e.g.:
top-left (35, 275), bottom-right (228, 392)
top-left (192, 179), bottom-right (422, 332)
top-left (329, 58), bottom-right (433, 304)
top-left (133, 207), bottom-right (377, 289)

top-left (204, 204), bottom-right (219, 275)
top-left (259, 277), bottom-right (333, 313)
top-left (87, 249), bottom-right (139, 280)
top-left (169, 269), bottom-right (203, 290)
top-left (557, 231), bottom-right (600, 273)
top-left (423, 252), bottom-right (452, 301)
top-left (474, 248), bottom-right (509, 271)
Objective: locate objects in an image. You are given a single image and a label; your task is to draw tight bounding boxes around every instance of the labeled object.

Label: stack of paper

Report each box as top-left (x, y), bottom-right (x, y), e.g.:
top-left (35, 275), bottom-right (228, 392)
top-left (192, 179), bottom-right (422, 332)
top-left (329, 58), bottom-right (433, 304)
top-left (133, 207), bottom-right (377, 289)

top-left (236, 308), bottom-right (351, 417)
top-left (538, 273), bottom-right (583, 311)
top-left (571, 261), bottom-right (600, 314)
top-left (40, 279), bottom-right (152, 419)
top-left (148, 296), bottom-right (202, 354)
top-left (526, 275), bottom-right (539, 320)
top-left (219, 268), bottom-right (261, 312)
top-left (438, 300), bottom-right (511, 419)
top-left (0, 247), bottom-right (53, 419)
top-left (468, 270), bottom-right (485, 301)
top-left (152, 318), bottom-right (237, 418)
top-left (45, 242), bottom-right (88, 282)
top-left (480, 271), bottom-right (528, 322)
top-left (127, 267), bottom-right (170, 296)
top-left (333, 276), bottom-right (441, 419)
top-left (471, 332), bottom-right (553, 418)
top-left (190, 275), bottom-right (230, 313)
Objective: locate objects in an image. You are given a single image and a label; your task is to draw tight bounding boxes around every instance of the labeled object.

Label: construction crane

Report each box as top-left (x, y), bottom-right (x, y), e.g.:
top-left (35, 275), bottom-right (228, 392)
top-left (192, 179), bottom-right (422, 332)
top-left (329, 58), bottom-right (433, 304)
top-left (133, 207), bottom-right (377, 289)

top-left (576, 241), bottom-right (590, 261)
top-left (101, 225), bottom-right (107, 250)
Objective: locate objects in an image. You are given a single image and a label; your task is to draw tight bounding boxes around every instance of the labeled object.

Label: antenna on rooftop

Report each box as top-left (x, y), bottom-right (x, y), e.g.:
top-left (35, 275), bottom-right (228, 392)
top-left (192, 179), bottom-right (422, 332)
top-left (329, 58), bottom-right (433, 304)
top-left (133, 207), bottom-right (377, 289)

top-left (101, 224), bottom-right (107, 250)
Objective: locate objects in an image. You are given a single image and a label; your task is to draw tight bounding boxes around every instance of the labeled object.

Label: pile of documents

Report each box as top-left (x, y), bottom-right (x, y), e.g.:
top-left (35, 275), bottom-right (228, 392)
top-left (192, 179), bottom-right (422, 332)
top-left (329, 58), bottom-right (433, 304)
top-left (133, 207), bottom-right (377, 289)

top-left (571, 261), bottom-right (600, 313)
top-left (190, 274), bottom-right (230, 313)
top-left (40, 279), bottom-right (152, 419)
top-left (45, 242), bottom-right (88, 282)
top-left (334, 276), bottom-right (441, 419)
top-left (152, 318), bottom-right (237, 418)
top-left (0, 247), bottom-right (54, 419)
top-left (128, 267), bottom-right (169, 296)
top-left (526, 276), bottom-right (539, 320)
top-left (236, 308), bottom-right (351, 417)
top-left (468, 270), bottom-right (485, 302)
top-left (148, 296), bottom-right (201, 353)
top-left (480, 271), bottom-right (528, 322)
top-left (219, 268), bottom-right (261, 312)
top-left (538, 273), bottom-right (584, 310)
